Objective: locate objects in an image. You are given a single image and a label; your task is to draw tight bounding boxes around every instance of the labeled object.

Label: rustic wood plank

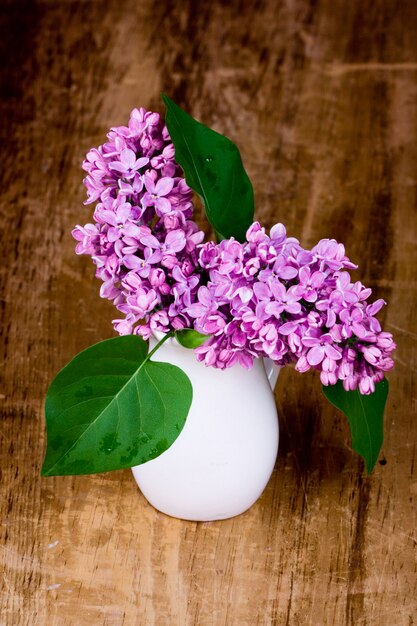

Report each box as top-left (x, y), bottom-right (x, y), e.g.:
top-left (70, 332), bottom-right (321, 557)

top-left (0, 0), bottom-right (416, 624)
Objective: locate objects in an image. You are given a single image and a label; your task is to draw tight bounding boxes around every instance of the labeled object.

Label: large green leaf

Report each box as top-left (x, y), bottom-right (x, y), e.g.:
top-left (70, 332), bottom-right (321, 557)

top-left (162, 93), bottom-right (254, 242)
top-left (41, 335), bottom-right (192, 476)
top-left (322, 378), bottom-right (389, 473)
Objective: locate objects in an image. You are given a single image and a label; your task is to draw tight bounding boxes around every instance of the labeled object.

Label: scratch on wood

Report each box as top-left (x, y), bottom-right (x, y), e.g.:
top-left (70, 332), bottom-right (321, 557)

top-left (324, 62), bottom-right (417, 76)
top-left (346, 474), bottom-right (370, 623)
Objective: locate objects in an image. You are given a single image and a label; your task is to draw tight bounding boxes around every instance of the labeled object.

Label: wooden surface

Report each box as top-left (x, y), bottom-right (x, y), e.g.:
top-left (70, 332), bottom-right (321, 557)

top-left (1, 1), bottom-right (416, 624)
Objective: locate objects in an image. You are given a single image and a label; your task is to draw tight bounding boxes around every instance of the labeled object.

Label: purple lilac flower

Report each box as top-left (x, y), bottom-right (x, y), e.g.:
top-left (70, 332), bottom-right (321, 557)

top-left (73, 107), bottom-right (205, 339)
top-left (293, 266), bottom-right (326, 302)
top-left (141, 174), bottom-right (175, 215)
top-left (74, 108), bottom-right (395, 394)
top-left (108, 148), bottom-right (149, 178)
top-left (302, 330), bottom-right (343, 366)
top-left (193, 222), bottom-right (395, 391)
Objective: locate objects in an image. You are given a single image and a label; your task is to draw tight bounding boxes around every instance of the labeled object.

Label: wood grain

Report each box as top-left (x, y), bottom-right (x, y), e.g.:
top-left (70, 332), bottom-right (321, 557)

top-left (0, 0), bottom-right (416, 624)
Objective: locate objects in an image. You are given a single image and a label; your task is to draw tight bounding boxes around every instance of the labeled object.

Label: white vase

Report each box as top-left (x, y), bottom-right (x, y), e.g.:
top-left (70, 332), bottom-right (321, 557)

top-left (131, 335), bottom-right (279, 521)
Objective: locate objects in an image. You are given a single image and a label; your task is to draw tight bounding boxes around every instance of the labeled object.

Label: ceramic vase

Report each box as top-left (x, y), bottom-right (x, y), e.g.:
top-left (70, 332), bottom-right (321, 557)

top-left (131, 335), bottom-right (279, 521)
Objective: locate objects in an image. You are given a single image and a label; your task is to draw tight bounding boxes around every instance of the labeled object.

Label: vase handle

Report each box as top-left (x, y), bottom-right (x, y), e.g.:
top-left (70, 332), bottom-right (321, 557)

top-left (263, 358), bottom-right (280, 391)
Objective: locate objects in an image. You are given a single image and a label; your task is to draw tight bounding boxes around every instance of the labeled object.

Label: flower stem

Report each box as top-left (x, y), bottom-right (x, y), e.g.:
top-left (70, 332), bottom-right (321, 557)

top-left (146, 331), bottom-right (175, 362)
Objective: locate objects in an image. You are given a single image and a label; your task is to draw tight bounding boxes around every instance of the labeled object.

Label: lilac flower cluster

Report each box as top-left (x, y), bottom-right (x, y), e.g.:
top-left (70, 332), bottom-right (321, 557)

top-left (73, 107), bottom-right (395, 394)
top-left (192, 223), bottom-right (395, 394)
top-left (72, 108), bottom-right (205, 338)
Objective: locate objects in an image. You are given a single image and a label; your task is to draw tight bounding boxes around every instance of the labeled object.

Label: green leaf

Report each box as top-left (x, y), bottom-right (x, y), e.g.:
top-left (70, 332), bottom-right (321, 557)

top-left (162, 93), bottom-right (254, 242)
top-left (322, 378), bottom-right (389, 473)
top-left (41, 335), bottom-right (192, 476)
top-left (175, 329), bottom-right (210, 349)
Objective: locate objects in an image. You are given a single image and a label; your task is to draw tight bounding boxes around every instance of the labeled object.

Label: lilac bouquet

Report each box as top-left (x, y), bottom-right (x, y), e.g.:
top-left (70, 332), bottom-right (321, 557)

top-left (42, 96), bottom-right (395, 478)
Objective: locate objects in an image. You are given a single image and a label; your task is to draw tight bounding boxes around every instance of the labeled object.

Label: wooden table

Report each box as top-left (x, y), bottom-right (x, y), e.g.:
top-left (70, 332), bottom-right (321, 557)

top-left (1, 1), bottom-right (416, 624)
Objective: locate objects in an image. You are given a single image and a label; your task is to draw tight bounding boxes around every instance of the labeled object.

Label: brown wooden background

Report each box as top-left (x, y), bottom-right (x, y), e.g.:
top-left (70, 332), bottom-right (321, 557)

top-left (1, 1), bottom-right (416, 624)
